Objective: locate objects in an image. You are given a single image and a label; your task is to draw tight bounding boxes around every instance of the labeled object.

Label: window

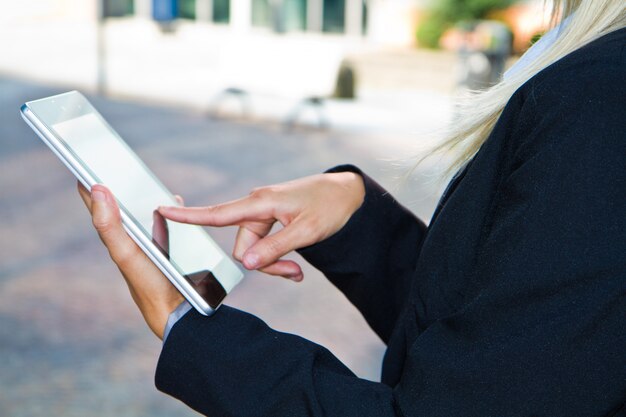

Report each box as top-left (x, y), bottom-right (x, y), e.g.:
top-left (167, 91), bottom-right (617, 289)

top-left (283, 0), bottom-right (306, 31)
top-left (213, 0), bottom-right (230, 23)
top-left (103, 0), bottom-right (134, 17)
top-left (323, 0), bottom-right (345, 33)
top-left (252, 0), bottom-right (271, 27)
top-left (252, 0), bottom-right (306, 31)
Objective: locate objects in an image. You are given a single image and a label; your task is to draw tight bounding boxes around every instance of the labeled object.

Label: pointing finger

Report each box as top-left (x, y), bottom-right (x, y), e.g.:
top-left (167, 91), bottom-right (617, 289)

top-left (159, 195), bottom-right (273, 227)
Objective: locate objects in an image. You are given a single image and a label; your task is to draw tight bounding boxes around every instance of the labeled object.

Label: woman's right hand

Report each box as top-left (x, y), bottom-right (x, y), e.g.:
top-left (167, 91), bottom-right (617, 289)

top-left (158, 171), bottom-right (365, 282)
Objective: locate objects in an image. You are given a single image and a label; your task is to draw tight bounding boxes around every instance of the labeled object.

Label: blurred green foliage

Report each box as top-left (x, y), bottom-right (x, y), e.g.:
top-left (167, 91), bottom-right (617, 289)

top-left (529, 31), bottom-right (545, 46)
top-left (179, 0), bottom-right (196, 19)
top-left (417, 0), bottom-right (517, 48)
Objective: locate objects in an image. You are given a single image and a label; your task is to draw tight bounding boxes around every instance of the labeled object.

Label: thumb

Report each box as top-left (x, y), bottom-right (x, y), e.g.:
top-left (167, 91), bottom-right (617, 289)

top-left (242, 220), bottom-right (315, 269)
top-left (90, 185), bottom-right (140, 265)
top-left (91, 186), bottom-right (116, 236)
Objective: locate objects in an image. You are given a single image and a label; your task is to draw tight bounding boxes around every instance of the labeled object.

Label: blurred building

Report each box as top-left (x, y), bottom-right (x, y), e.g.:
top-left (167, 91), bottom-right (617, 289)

top-left (0, 0), bottom-right (433, 110)
top-left (1, 0), bottom-right (548, 118)
top-left (142, 0), bottom-right (425, 45)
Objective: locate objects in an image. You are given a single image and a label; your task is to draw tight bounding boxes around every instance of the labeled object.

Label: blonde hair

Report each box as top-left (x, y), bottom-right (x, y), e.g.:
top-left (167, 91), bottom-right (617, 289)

top-left (425, 0), bottom-right (626, 176)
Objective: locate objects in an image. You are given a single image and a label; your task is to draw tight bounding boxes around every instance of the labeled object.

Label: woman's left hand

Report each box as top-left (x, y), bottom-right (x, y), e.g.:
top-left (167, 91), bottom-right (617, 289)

top-left (78, 182), bottom-right (184, 340)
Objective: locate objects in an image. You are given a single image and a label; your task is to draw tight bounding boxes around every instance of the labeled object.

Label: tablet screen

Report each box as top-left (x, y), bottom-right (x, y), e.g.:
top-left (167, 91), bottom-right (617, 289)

top-left (26, 92), bottom-right (242, 309)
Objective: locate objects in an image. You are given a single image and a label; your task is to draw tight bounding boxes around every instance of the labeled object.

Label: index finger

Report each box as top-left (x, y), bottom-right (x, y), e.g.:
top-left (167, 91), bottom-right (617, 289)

top-left (158, 195), bottom-right (272, 227)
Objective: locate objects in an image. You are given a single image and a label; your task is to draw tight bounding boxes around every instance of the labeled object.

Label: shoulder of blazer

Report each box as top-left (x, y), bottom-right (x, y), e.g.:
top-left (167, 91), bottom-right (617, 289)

top-left (523, 27), bottom-right (626, 106)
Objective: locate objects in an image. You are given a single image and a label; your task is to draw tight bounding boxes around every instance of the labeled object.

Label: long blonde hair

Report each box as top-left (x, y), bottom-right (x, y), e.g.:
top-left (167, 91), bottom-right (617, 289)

top-left (427, 0), bottom-right (625, 176)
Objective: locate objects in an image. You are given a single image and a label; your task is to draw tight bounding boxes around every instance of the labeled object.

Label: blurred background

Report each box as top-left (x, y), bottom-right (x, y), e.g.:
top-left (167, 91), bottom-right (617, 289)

top-left (1, 0), bottom-right (549, 415)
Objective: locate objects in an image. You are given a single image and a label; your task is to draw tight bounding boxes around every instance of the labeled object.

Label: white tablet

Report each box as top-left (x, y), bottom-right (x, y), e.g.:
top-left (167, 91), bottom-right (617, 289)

top-left (21, 91), bottom-right (243, 316)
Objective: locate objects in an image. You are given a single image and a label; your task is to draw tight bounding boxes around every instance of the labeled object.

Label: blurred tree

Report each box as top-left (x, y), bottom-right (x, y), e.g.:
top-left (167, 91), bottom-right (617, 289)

top-left (529, 31), bottom-right (545, 46)
top-left (417, 0), bottom-right (518, 48)
top-left (179, 0), bottom-right (196, 19)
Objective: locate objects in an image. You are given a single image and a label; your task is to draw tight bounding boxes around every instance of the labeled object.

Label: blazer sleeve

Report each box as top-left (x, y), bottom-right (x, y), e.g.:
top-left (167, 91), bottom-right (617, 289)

top-left (156, 306), bottom-right (401, 417)
top-left (298, 165), bottom-right (428, 343)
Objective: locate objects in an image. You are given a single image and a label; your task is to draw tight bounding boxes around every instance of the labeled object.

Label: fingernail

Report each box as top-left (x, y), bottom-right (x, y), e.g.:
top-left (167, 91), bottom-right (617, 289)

top-left (92, 189), bottom-right (106, 202)
top-left (243, 253), bottom-right (259, 269)
top-left (289, 274), bottom-right (303, 282)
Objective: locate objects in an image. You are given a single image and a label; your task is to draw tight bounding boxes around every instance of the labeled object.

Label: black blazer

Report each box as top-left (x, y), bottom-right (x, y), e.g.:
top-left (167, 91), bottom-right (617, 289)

top-left (155, 28), bottom-right (626, 416)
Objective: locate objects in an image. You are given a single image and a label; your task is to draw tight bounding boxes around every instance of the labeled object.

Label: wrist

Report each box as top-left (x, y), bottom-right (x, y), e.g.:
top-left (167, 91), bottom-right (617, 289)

top-left (140, 293), bottom-right (185, 340)
top-left (326, 171), bottom-right (365, 214)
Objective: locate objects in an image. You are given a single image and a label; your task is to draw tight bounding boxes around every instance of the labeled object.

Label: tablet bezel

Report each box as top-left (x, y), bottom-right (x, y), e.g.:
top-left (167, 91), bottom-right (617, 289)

top-left (21, 91), bottom-right (240, 316)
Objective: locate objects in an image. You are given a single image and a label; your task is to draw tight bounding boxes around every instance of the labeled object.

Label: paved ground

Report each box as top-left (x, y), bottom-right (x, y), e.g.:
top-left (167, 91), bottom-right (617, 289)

top-left (0, 76), bottom-right (451, 416)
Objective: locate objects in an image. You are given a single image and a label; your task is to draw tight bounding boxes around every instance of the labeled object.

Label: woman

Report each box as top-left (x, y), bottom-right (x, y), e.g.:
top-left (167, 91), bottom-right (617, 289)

top-left (78, 0), bottom-right (625, 415)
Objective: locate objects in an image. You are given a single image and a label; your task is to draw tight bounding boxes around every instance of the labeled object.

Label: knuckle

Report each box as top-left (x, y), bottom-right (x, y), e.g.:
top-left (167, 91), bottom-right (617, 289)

top-left (112, 244), bottom-right (140, 268)
top-left (207, 204), bottom-right (227, 219)
top-left (92, 216), bottom-right (113, 233)
top-left (263, 236), bottom-right (283, 258)
top-left (300, 218), bottom-right (319, 239)
top-left (249, 186), bottom-right (278, 200)
top-left (203, 205), bottom-right (217, 218)
top-left (249, 187), bottom-right (266, 199)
